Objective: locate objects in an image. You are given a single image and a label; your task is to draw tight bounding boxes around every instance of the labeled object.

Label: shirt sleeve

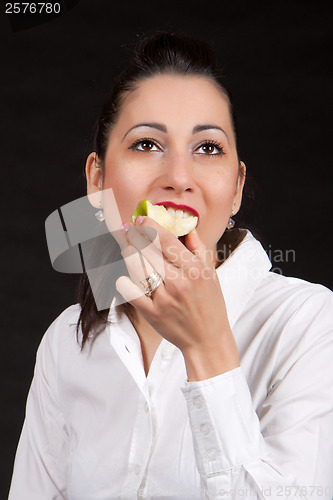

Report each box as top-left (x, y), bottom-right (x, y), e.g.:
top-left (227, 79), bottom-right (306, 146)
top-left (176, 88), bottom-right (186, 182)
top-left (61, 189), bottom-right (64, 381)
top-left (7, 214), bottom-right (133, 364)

top-left (181, 290), bottom-right (333, 500)
top-left (8, 317), bottom-right (69, 500)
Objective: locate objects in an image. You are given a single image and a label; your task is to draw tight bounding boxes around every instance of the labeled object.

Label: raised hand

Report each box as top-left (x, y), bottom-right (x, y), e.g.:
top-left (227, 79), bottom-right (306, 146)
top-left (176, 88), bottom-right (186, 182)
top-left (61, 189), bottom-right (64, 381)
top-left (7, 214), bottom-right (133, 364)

top-left (116, 216), bottom-right (240, 381)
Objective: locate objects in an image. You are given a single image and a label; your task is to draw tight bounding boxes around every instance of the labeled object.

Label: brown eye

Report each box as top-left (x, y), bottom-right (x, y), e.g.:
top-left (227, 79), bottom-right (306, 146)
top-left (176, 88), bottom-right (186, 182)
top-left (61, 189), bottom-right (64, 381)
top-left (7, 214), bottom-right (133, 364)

top-left (140, 141), bottom-right (154, 151)
top-left (129, 138), bottom-right (161, 152)
top-left (202, 144), bottom-right (215, 154)
top-left (196, 141), bottom-right (225, 156)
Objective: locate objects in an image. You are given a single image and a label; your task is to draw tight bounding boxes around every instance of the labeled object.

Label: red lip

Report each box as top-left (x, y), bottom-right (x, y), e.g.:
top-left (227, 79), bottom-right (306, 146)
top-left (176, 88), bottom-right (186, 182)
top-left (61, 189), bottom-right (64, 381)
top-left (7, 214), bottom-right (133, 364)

top-left (155, 201), bottom-right (199, 219)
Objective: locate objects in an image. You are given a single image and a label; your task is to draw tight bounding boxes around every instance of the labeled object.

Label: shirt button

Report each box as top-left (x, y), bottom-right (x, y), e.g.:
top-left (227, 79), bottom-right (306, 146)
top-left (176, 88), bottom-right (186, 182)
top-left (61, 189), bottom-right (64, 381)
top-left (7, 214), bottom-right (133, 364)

top-left (200, 423), bottom-right (211, 436)
top-left (144, 402), bottom-right (149, 413)
top-left (192, 396), bottom-right (203, 409)
top-left (206, 448), bottom-right (217, 462)
top-left (135, 464), bottom-right (141, 475)
top-left (161, 346), bottom-right (173, 359)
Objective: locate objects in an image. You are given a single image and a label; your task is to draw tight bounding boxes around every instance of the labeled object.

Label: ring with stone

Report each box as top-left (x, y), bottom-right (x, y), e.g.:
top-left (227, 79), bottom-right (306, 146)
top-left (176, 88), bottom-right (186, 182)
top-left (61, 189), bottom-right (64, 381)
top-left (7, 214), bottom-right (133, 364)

top-left (140, 271), bottom-right (163, 297)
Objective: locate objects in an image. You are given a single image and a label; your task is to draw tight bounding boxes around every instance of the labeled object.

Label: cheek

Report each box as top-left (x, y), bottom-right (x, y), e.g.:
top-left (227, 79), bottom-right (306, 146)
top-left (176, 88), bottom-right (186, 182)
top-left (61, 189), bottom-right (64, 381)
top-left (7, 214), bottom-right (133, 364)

top-left (198, 174), bottom-right (237, 246)
top-left (206, 173), bottom-right (238, 212)
top-left (103, 162), bottom-right (147, 220)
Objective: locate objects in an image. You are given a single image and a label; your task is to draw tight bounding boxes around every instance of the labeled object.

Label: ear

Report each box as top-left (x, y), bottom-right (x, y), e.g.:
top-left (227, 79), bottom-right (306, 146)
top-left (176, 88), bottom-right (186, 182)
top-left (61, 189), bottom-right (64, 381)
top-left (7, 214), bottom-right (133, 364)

top-left (86, 152), bottom-right (103, 208)
top-left (232, 160), bottom-right (246, 215)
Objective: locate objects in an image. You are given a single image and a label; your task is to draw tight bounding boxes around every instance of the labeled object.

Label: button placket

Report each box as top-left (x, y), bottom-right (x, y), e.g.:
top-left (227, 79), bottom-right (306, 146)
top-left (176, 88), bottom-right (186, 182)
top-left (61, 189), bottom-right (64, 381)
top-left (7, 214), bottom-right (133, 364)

top-left (200, 423), bottom-right (211, 436)
top-left (183, 387), bottom-right (225, 475)
top-left (121, 393), bottom-right (153, 494)
top-left (192, 395), bottom-right (203, 409)
top-left (205, 448), bottom-right (217, 462)
top-left (134, 464), bottom-right (141, 475)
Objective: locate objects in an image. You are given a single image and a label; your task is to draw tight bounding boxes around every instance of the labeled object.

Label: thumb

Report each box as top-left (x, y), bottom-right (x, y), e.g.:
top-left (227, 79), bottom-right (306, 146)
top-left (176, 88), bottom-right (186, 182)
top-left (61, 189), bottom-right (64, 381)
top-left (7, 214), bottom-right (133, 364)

top-left (184, 229), bottom-right (208, 264)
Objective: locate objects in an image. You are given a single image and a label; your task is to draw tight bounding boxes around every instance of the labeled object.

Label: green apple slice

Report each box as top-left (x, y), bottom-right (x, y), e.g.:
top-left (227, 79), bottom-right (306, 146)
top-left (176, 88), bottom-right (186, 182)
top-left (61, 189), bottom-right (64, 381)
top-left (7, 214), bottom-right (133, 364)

top-left (132, 199), bottom-right (198, 237)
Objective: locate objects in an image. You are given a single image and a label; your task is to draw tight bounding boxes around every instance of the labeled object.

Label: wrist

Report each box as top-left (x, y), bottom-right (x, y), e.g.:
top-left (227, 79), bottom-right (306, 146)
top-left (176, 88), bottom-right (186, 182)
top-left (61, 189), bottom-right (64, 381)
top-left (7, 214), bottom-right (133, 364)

top-left (182, 335), bottom-right (240, 382)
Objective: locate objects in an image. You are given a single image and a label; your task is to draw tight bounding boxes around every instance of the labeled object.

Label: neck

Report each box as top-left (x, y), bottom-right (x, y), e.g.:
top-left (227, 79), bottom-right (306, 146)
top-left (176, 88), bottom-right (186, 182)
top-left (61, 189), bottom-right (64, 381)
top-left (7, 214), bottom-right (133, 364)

top-left (131, 309), bottom-right (163, 375)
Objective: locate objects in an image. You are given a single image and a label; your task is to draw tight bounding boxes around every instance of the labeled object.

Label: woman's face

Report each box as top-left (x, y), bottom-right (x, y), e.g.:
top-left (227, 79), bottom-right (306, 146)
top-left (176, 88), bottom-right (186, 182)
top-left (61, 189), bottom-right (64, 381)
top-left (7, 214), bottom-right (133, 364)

top-left (88, 74), bottom-right (245, 254)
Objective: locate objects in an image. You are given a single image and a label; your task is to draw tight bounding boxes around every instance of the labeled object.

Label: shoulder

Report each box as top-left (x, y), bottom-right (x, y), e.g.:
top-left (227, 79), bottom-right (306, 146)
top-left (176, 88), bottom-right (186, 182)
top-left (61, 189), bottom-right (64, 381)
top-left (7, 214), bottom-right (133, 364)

top-left (44, 304), bottom-right (81, 340)
top-left (249, 272), bottom-right (333, 356)
top-left (238, 273), bottom-right (333, 395)
top-left (37, 304), bottom-right (82, 365)
top-left (37, 304), bottom-right (113, 370)
top-left (239, 256), bottom-right (333, 348)
top-left (257, 271), bottom-right (333, 314)
top-left (52, 303), bottom-right (82, 325)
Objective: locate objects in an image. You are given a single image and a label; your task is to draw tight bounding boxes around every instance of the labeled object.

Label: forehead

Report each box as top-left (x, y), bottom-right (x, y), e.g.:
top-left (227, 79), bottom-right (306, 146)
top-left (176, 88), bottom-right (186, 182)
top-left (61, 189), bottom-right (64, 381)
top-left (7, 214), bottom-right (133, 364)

top-left (114, 74), bottom-right (233, 137)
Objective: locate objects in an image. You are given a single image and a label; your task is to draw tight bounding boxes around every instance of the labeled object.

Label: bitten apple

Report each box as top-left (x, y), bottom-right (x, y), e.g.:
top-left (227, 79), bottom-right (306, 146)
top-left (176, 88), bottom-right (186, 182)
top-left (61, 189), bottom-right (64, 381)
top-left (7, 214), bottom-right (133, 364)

top-left (132, 200), bottom-right (198, 237)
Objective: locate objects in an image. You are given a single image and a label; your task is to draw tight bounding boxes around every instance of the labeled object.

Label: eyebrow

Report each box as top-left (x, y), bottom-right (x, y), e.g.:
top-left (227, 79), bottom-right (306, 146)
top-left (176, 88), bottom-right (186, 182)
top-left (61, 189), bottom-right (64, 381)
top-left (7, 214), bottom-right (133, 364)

top-left (192, 124), bottom-right (229, 144)
top-left (122, 123), bottom-right (167, 141)
top-left (122, 122), bottom-right (229, 143)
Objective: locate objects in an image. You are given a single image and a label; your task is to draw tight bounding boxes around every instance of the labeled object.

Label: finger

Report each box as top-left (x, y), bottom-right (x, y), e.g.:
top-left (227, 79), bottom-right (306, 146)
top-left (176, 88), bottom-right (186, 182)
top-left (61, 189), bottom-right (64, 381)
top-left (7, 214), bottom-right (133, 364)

top-left (126, 226), bottom-right (166, 279)
top-left (134, 216), bottom-right (199, 270)
top-left (184, 229), bottom-right (210, 265)
top-left (121, 243), bottom-right (156, 289)
top-left (116, 276), bottom-right (155, 312)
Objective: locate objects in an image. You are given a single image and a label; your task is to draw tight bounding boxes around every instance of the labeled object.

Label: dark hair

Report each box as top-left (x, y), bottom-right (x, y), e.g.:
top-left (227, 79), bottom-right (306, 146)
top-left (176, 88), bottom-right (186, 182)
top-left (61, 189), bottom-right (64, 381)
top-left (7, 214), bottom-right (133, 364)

top-left (77, 31), bottom-right (242, 348)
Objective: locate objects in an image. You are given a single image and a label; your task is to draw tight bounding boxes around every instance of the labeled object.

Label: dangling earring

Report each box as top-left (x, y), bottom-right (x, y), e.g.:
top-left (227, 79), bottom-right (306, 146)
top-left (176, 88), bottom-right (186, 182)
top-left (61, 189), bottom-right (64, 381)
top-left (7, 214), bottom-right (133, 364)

top-left (227, 209), bottom-right (235, 229)
top-left (227, 217), bottom-right (235, 229)
top-left (95, 201), bottom-right (105, 222)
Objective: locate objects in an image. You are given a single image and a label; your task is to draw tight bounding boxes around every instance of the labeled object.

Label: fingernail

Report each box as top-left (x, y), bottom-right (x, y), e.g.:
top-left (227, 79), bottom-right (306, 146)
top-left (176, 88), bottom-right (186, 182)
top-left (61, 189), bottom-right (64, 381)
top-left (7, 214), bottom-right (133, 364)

top-left (135, 216), bottom-right (144, 225)
top-left (121, 222), bottom-right (130, 233)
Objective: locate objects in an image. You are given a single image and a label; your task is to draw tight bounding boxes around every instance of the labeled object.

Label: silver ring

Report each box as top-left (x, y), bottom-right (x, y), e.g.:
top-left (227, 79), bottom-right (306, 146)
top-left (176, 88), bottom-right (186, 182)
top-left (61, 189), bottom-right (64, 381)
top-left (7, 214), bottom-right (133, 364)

top-left (140, 271), bottom-right (163, 297)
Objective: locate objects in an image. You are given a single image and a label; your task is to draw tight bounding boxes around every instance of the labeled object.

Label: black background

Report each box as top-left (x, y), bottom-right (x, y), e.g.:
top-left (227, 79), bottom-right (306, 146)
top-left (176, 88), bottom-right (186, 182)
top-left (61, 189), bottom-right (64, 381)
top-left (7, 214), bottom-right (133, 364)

top-left (1, 0), bottom-right (332, 496)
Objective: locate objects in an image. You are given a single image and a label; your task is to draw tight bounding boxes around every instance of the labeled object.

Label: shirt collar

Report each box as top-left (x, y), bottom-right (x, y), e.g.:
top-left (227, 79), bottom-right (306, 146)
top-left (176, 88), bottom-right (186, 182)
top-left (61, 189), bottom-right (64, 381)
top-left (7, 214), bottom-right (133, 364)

top-left (108, 230), bottom-right (271, 330)
top-left (216, 230), bottom-right (271, 328)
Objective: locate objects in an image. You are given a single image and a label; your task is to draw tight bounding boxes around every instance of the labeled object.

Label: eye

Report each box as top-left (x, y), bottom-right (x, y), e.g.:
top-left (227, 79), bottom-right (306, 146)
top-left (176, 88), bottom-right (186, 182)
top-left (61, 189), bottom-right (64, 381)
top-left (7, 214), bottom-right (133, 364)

top-left (129, 138), bottom-right (162, 152)
top-left (196, 141), bottom-right (225, 156)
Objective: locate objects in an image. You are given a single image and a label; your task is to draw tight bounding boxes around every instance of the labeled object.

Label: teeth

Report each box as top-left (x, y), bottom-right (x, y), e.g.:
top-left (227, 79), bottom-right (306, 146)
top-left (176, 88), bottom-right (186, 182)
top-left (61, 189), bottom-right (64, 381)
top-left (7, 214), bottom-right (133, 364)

top-left (166, 207), bottom-right (193, 219)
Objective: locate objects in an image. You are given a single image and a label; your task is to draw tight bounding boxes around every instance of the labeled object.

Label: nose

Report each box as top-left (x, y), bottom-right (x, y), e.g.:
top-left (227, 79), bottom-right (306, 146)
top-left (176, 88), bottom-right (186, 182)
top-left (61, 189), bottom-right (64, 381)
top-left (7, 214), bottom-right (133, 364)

top-left (160, 151), bottom-right (194, 194)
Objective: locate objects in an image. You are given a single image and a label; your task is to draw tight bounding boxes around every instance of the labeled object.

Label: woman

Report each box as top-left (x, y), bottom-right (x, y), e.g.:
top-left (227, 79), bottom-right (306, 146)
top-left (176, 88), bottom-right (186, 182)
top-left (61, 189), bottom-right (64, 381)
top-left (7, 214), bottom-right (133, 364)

top-left (9, 32), bottom-right (333, 499)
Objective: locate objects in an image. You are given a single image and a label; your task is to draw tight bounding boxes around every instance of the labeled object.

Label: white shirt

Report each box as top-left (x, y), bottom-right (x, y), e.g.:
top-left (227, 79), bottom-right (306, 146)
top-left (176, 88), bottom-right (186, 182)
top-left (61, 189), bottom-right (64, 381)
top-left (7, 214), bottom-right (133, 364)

top-left (9, 231), bottom-right (333, 500)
